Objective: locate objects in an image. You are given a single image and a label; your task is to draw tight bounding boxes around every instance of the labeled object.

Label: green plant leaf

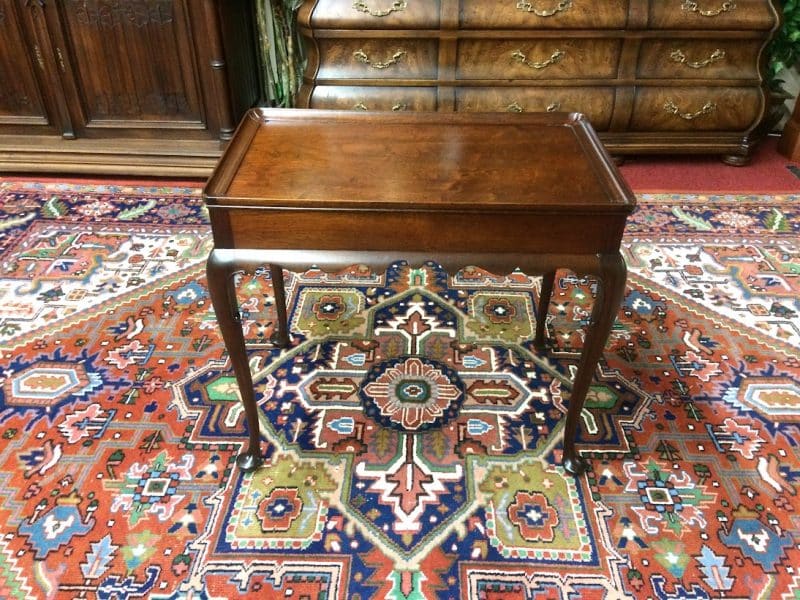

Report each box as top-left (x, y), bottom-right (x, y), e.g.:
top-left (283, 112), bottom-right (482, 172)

top-left (767, 1), bottom-right (800, 91)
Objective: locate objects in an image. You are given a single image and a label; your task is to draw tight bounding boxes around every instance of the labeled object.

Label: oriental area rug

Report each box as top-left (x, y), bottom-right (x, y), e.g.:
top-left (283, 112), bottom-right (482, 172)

top-left (0, 179), bottom-right (798, 599)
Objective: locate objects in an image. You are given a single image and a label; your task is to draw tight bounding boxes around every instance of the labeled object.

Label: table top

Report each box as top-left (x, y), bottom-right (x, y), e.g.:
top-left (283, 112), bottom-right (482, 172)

top-left (205, 109), bottom-right (635, 215)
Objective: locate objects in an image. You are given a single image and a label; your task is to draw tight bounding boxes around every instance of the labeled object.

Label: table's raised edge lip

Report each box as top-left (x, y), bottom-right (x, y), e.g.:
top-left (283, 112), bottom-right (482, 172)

top-left (570, 115), bottom-right (637, 211)
top-left (203, 199), bottom-right (635, 214)
top-left (203, 110), bottom-right (262, 201)
top-left (204, 108), bottom-right (637, 212)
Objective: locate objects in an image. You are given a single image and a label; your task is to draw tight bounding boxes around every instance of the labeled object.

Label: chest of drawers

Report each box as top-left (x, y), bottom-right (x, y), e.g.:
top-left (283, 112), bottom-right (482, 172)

top-left (297, 0), bottom-right (781, 164)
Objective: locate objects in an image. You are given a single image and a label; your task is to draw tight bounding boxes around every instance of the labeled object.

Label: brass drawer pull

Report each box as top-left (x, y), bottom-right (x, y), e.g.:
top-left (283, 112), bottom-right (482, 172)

top-left (681, 0), bottom-right (736, 16)
top-left (515, 0), bottom-right (572, 17)
top-left (353, 0), bottom-right (407, 17)
top-left (506, 101), bottom-right (561, 113)
top-left (511, 49), bottom-right (565, 70)
top-left (353, 49), bottom-right (406, 69)
top-left (353, 102), bottom-right (408, 111)
top-left (664, 99), bottom-right (717, 120)
top-left (670, 48), bottom-right (726, 69)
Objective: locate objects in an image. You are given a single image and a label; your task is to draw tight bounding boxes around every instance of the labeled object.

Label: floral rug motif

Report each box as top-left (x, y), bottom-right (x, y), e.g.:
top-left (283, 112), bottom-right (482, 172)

top-left (0, 180), bottom-right (798, 599)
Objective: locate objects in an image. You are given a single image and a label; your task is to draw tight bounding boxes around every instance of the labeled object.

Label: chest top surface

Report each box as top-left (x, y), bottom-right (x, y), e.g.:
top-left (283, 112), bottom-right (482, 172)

top-left (205, 108), bottom-right (635, 214)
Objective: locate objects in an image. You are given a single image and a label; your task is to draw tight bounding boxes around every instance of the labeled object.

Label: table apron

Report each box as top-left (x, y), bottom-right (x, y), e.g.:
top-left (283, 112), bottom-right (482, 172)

top-left (210, 207), bottom-right (628, 255)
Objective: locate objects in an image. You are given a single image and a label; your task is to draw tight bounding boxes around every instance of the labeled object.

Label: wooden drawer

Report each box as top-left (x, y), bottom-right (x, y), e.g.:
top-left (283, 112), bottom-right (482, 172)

top-left (459, 0), bottom-right (629, 29)
top-left (457, 39), bottom-right (621, 80)
top-left (455, 87), bottom-right (615, 130)
top-left (637, 39), bottom-right (762, 79)
top-left (630, 87), bottom-right (762, 131)
top-left (308, 0), bottom-right (441, 28)
top-left (316, 39), bottom-right (439, 80)
top-left (308, 85), bottom-right (438, 110)
top-left (648, 0), bottom-right (776, 30)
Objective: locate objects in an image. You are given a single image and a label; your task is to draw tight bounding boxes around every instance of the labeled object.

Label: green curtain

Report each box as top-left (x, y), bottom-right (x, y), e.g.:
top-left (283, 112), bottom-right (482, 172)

top-left (256, 0), bottom-right (305, 107)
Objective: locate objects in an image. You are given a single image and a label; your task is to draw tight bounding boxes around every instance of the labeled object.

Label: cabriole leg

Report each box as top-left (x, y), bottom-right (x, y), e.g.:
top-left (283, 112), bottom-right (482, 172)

top-left (207, 250), bottom-right (262, 472)
top-left (562, 253), bottom-right (627, 475)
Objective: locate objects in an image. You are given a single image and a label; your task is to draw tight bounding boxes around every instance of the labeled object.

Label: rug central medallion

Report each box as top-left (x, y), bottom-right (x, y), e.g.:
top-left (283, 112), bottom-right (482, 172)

top-left (359, 356), bottom-right (464, 431)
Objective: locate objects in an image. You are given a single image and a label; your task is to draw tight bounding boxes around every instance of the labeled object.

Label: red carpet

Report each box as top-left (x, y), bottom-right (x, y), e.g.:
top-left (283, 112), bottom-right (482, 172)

top-left (0, 153), bottom-right (798, 598)
top-left (620, 135), bottom-right (800, 193)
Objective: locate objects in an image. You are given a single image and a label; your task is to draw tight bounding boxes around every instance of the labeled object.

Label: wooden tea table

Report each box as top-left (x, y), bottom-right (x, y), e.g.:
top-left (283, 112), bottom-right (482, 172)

top-left (204, 108), bottom-right (635, 475)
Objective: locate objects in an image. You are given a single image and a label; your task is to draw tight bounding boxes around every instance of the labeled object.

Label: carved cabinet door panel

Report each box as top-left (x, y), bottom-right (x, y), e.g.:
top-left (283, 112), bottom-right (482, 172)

top-left (0, 0), bottom-right (64, 135)
top-left (45, 0), bottom-right (207, 137)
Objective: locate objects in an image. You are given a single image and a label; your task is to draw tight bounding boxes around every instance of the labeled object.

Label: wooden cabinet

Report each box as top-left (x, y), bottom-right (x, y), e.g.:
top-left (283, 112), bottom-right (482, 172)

top-left (0, 1), bottom-right (64, 137)
top-left (298, 0), bottom-right (781, 164)
top-left (0, 0), bottom-right (259, 176)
